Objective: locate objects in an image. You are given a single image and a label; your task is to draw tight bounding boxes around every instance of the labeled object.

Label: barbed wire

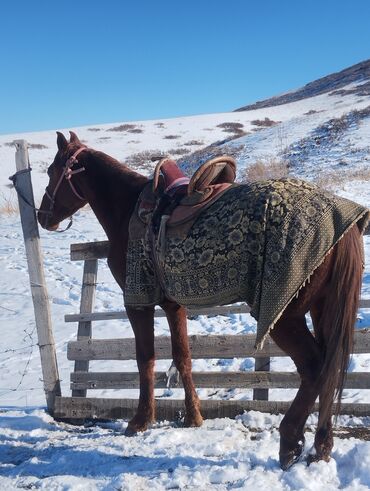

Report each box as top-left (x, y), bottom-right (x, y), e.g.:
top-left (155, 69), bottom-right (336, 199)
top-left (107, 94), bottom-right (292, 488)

top-left (0, 324), bottom-right (38, 398)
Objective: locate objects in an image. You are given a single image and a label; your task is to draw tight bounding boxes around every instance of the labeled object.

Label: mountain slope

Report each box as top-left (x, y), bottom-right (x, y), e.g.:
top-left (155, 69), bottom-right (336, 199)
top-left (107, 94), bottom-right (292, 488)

top-left (235, 59), bottom-right (370, 111)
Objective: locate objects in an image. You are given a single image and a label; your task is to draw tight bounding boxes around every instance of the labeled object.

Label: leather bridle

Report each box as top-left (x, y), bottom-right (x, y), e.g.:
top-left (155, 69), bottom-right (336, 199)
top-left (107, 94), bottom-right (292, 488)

top-left (43, 146), bottom-right (88, 230)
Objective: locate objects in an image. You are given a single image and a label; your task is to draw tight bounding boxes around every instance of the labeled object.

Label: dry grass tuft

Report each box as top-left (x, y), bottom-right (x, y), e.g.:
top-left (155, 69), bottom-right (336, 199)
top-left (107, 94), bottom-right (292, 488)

top-left (125, 150), bottom-right (166, 171)
top-left (315, 167), bottom-right (370, 190)
top-left (0, 191), bottom-right (18, 215)
top-left (241, 159), bottom-right (289, 182)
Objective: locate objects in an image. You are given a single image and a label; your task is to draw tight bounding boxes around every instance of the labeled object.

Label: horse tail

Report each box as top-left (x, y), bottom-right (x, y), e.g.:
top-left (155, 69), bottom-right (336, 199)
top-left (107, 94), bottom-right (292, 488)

top-left (317, 224), bottom-right (363, 427)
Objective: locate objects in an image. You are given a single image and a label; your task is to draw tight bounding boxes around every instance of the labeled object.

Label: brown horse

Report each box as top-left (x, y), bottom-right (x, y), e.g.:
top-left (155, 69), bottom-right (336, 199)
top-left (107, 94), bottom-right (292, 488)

top-left (38, 131), bottom-right (365, 470)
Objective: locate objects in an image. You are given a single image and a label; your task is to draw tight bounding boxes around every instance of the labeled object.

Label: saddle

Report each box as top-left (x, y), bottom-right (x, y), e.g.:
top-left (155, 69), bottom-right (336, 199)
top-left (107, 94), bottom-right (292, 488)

top-left (137, 155), bottom-right (237, 230)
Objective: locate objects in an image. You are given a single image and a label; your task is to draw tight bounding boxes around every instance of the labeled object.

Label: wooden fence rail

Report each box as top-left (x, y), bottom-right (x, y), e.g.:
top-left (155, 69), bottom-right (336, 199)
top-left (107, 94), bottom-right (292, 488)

top-left (55, 239), bottom-right (370, 422)
top-left (67, 331), bottom-right (370, 361)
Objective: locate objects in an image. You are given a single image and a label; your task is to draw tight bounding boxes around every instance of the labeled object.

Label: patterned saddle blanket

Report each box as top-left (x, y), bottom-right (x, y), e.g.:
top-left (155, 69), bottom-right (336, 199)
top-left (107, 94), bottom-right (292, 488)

top-left (124, 178), bottom-right (369, 348)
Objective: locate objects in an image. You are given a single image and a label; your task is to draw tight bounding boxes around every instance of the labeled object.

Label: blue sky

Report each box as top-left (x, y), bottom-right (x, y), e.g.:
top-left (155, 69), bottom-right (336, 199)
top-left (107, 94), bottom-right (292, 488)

top-left (0, 0), bottom-right (369, 135)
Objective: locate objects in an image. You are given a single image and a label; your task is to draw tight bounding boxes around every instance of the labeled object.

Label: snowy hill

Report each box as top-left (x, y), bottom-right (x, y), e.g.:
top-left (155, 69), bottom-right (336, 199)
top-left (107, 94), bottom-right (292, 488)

top-left (235, 59), bottom-right (370, 110)
top-left (1, 59), bottom-right (370, 207)
top-left (1, 60), bottom-right (370, 489)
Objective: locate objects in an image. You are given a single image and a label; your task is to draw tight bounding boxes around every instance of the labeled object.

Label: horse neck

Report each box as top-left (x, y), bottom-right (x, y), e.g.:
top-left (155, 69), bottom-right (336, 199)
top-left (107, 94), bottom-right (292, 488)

top-left (80, 151), bottom-right (147, 242)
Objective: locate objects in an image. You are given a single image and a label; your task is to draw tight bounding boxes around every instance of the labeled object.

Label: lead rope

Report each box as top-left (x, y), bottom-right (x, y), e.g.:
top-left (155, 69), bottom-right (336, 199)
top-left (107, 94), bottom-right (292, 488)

top-left (9, 168), bottom-right (51, 215)
top-left (10, 146), bottom-right (87, 233)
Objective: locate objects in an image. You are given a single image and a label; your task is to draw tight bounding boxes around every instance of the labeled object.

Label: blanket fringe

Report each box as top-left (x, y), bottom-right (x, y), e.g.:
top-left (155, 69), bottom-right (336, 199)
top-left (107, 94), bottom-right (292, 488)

top-left (254, 215), bottom-right (367, 352)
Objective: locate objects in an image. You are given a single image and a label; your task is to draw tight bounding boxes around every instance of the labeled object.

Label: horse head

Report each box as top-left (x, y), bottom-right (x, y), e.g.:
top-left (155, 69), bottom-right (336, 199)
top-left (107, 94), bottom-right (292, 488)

top-left (38, 131), bottom-right (88, 231)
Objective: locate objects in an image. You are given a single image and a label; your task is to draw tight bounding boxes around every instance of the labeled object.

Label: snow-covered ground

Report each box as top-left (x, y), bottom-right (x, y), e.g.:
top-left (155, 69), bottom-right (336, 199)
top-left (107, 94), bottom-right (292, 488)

top-left (1, 79), bottom-right (370, 489)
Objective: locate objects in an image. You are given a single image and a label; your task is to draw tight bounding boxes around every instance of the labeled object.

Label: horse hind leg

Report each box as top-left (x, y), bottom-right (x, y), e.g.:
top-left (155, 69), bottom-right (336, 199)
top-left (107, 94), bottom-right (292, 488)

top-left (161, 300), bottom-right (203, 428)
top-left (308, 226), bottom-right (363, 463)
top-left (269, 313), bottom-right (324, 470)
top-left (307, 300), bottom-right (333, 464)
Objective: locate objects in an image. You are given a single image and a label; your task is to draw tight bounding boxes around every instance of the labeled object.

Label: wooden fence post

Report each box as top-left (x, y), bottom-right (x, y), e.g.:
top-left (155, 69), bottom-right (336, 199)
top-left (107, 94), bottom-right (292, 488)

top-left (72, 259), bottom-right (98, 397)
top-left (14, 140), bottom-right (61, 414)
top-left (253, 357), bottom-right (270, 401)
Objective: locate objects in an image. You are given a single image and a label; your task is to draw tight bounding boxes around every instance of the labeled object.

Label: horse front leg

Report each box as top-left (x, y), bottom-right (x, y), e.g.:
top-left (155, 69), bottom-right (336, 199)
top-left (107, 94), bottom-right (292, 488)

top-left (125, 305), bottom-right (156, 435)
top-left (161, 300), bottom-right (203, 428)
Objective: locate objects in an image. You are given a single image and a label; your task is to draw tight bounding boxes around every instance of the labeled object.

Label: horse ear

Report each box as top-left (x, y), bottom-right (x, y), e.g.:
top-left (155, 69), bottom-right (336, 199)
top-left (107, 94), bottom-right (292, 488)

top-left (69, 131), bottom-right (81, 144)
top-left (56, 132), bottom-right (68, 151)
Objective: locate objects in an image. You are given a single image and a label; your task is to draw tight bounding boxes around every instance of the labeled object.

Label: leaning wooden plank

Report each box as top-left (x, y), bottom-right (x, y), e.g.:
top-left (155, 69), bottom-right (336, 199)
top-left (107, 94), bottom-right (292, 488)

top-left (67, 330), bottom-right (370, 361)
top-left (54, 396), bottom-right (370, 421)
top-left (70, 370), bottom-right (370, 391)
top-left (67, 334), bottom-right (285, 360)
top-left (65, 303), bottom-right (251, 323)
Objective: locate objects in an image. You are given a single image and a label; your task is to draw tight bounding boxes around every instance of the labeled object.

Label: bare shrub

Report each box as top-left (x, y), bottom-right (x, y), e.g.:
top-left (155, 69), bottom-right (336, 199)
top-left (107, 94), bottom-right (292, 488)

top-left (4, 141), bottom-right (47, 149)
top-left (304, 109), bottom-right (319, 116)
top-left (168, 148), bottom-right (191, 156)
top-left (98, 137), bottom-right (111, 141)
top-left (241, 159), bottom-right (289, 183)
top-left (125, 150), bottom-right (166, 171)
top-left (107, 124), bottom-right (138, 132)
top-left (251, 117), bottom-right (280, 127)
top-left (128, 128), bottom-right (143, 134)
top-left (315, 167), bottom-right (370, 191)
top-left (164, 135), bottom-right (180, 140)
top-left (0, 191), bottom-right (18, 215)
top-left (29, 143), bottom-right (48, 149)
top-left (155, 122), bottom-right (165, 128)
top-left (217, 122), bottom-right (244, 131)
top-left (87, 128), bottom-right (101, 132)
top-left (215, 122), bottom-right (247, 139)
top-left (184, 140), bottom-right (204, 146)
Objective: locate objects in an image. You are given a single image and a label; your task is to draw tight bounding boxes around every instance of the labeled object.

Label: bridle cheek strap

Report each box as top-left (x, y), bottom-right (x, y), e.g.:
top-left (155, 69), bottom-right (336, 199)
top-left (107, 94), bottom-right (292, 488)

top-left (64, 166), bottom-right (86, 200)
top-left (44, 146), bottom-right (88, 231)
top-left (46, 146), bottom-right (87, 206)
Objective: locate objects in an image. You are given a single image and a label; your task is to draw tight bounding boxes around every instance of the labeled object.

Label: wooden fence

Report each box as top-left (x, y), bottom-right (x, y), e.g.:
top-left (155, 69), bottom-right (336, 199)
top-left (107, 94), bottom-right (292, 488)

top-left (53, 240), bottom-right (370, 421)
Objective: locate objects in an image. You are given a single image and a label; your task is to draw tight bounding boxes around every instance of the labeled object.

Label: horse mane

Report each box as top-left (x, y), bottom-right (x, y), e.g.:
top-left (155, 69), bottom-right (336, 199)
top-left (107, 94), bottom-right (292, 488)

top-left (88, 149), bottom-right (148, 186)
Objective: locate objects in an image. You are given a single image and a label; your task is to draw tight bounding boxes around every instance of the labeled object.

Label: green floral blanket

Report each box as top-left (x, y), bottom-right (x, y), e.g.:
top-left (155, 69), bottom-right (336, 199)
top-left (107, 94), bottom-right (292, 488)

top-left (124, 178), bottom-right (369, 348)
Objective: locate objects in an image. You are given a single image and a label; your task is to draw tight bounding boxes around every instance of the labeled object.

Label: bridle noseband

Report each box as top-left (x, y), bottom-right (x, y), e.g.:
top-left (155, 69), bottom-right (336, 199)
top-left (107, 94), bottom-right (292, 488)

top-left (44, 146), bottom-right (88, 231)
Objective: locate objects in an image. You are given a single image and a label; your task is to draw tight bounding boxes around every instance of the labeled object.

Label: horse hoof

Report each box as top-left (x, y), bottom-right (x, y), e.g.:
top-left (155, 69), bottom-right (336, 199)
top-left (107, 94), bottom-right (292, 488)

top-left (306, 452), bottom-right (331, 466)
top-left (124, 418), bottom-right (152, 436)
top-left (184, 413), bottom-right (203, 428)
top-left (280, 440), bottom-right (305, 470)
top-left (124, 425), bottom-right (139, 437)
